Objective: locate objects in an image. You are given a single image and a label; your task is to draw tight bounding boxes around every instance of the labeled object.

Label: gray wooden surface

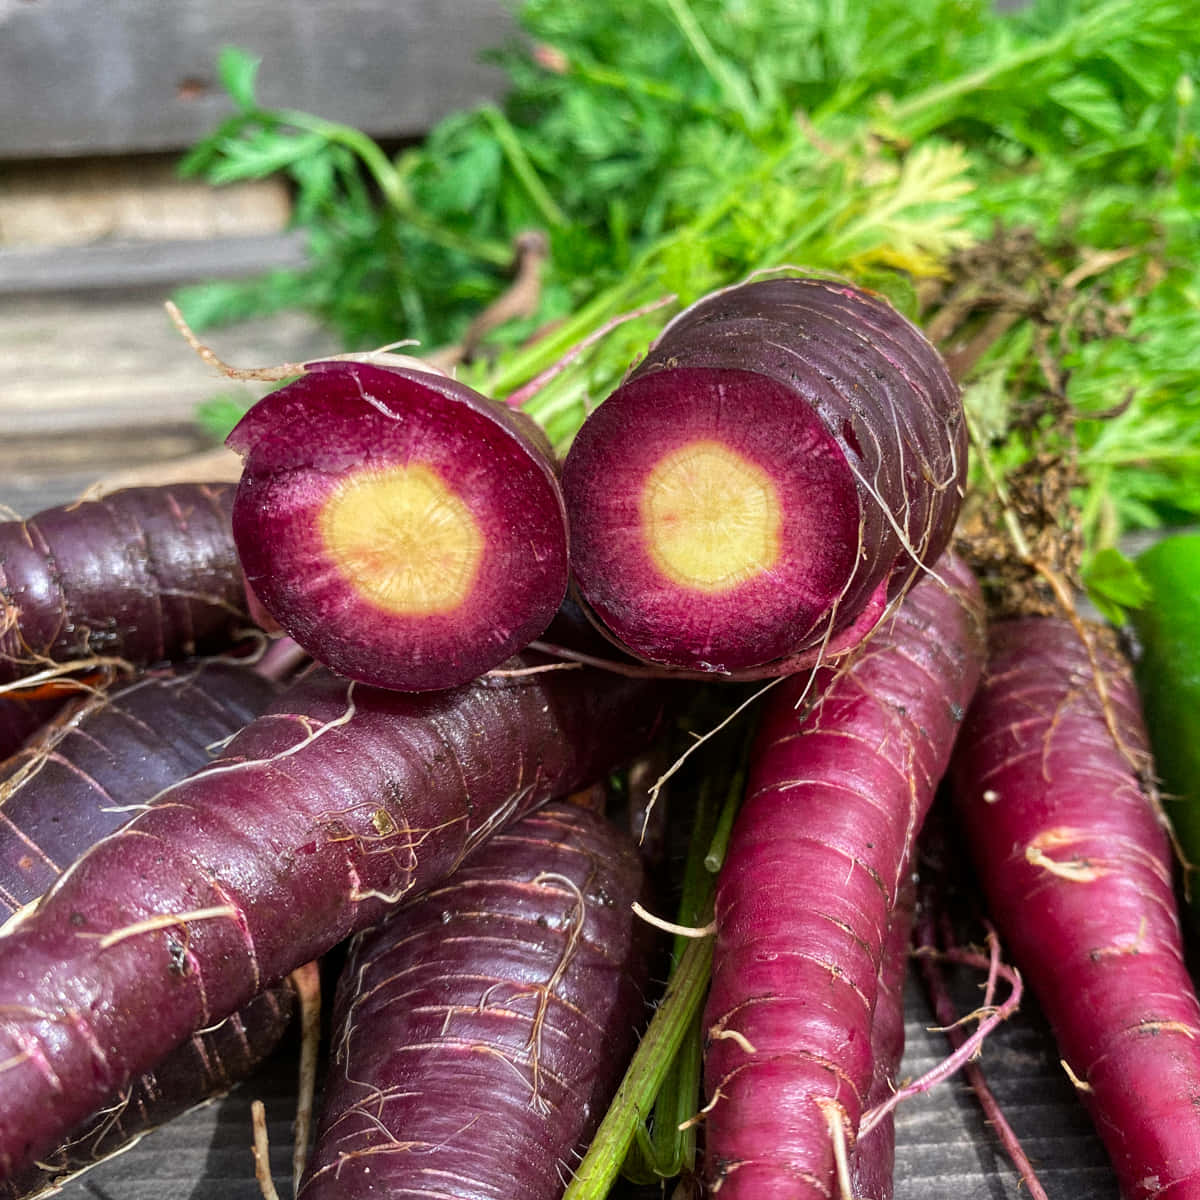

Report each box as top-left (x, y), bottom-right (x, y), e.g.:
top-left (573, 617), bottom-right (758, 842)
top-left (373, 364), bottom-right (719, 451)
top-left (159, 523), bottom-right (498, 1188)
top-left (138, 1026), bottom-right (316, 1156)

top-left (0, 0), bottom-right (513, 159)
top-left (40, 973), bottom-right (1117, 1199)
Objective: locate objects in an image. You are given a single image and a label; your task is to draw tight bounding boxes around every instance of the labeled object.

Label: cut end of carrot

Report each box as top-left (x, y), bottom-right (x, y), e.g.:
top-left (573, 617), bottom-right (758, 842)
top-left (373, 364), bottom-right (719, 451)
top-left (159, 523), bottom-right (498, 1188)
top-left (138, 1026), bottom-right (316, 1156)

top-left (563, 366), bottom-right (861, 674)
top-left (230, 361), bottom-right (569, 691)
top-left (641, 440), bottom-right (782, 593)
top-left (319, 463), bottom-right (485, 617)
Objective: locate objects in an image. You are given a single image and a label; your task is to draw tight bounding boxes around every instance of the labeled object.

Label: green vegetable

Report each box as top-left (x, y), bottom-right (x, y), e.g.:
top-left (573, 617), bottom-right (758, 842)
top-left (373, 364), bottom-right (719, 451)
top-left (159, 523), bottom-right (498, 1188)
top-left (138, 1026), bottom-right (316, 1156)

top-left (178, 0), bottom-right (1200, 554)
top-left (1131, 532), bottom-right (1200, 863)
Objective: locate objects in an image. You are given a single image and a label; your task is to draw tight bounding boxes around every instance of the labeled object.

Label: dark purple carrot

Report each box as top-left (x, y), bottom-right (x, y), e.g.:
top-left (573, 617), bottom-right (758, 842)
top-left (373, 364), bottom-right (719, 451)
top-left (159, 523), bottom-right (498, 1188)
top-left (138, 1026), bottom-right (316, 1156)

top-left (0, 484), bottom-right (249, 684)
top-left (298, 799), bottom-right (652, 1199)
top-left (226, 360), bottom-right (570, 691)
top-left (0, 983), bottom-right (295, 1200)
top-left (0, 659), bottom-right (282, 1198)
top-left (0, 660), bottom-right (278, 916)
top-left (701, 554), bottom-right (984, 1199)
top-left (561, 276), bottom-right (965, 676)
top-left (0, 656), bottom-right (670, 1176)
top-left (949, 617), bottom-right (1200, 1200)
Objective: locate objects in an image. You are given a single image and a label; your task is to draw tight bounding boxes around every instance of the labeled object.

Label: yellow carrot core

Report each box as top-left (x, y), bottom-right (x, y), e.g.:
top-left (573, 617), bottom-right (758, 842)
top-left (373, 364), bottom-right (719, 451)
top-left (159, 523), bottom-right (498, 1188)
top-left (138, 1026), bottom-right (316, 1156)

top-left (319, 463), bottom-right (484, 615)
top-left (640, 440), bottom-right (781, 592)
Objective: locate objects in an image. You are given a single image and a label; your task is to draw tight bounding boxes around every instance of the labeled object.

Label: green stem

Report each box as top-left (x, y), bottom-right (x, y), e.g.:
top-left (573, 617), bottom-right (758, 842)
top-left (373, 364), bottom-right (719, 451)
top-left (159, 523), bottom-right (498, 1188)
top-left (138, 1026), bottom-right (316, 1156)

top-left (274, 108), bottom-right (513, 266)
top-left (480, 104), bottom-right (568, 227)
top-left (703, 782), bottom-right (741, 875)
top-left (886, 0), bottom-right (1131, 137)
top-left (661, 0), bottom-right (760, 129)
top-left (570, 55), bottom-right (724, 117)
top-left (564, 932), bottom-right (715, 1200)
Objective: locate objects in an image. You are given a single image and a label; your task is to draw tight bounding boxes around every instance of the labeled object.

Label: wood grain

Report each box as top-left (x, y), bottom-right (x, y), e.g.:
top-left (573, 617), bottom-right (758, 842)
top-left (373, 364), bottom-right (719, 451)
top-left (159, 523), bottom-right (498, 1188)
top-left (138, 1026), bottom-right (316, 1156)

top-left (40, 976), bottom-right (1118, 1200)
top-left (0, 0), bottom-right (513, 159)
top-left (0, 288), bottom-right (337, 516)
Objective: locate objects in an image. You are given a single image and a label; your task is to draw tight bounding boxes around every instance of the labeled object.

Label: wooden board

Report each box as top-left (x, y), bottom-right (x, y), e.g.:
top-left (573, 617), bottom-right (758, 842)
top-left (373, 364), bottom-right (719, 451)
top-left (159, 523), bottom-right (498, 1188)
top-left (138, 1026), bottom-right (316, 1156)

top-left (0, 0), bottom-right (513, 159)
top-left (40, 973), bottom-right (1119, 1199)
top-left (0, 285), bottom-right (337, 517)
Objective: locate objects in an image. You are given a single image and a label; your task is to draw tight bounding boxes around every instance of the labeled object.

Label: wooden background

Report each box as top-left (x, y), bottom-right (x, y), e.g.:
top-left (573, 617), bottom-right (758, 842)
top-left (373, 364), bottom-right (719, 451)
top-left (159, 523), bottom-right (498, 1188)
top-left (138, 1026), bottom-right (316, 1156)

top-left (1, 3), bottom-right (1121, 1196)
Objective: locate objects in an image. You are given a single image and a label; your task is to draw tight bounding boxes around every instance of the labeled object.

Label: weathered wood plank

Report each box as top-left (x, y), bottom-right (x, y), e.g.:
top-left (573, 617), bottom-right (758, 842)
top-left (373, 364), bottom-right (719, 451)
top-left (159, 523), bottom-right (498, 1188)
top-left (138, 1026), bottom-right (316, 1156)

top-left (0, 289), bottom-right (337, 515)
top-left (0, 0), bottom-right (514, 159)
top-left (0, 159), bottom-right (290, 251)
top-left (0, 232), bottom-right (308, 293)
top-left (40, 975), bottom-right (1118, 1199)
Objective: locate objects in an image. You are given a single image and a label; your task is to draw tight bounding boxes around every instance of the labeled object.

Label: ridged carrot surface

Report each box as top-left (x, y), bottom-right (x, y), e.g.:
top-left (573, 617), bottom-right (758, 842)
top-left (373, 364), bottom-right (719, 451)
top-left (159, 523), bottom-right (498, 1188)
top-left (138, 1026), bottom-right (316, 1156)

top-left (950, 617), bottom-right (1200, 1200)
top-left (703, 555), bottom-right (984, 1198)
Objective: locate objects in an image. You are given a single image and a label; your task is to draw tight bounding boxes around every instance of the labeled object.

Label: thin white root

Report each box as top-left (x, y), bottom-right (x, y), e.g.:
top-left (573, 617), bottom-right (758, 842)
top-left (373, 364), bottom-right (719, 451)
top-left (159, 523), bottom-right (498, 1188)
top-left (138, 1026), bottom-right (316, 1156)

top-left (95, 905), bottom-right (239, 950)
top-left (1060, 1059), bottom-right (1093, 1094)
top-left (290, 961), bottom-right (323, 1193)
top-left (630, 901), bottom-right (715, 939)
top-left (709, 1027), bottom-right (757, 1055)
top-left (165, 301), bottom-right (442, 382)
top-left (251, 1099), bottom-right (283, 1200)
top-left (815, 1096), bottom-right (855, 1200)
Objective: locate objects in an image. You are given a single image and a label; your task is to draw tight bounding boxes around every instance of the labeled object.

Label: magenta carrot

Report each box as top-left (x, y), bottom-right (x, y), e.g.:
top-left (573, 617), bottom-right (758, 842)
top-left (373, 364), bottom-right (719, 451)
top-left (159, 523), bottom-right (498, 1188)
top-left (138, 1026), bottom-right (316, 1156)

top-left (561, 276), bottom-right (966, 676)
top-left (850, 876), bottom-right (915, 1200)
top-left (702, 554), bottom-right (985, 1199)
top-left (299, 800), bottom-right (652, 1200)
top-left (0, 657), bottom-right (670, 1177)
top-left (227, 360), bottom-right (570, 691)
top-left (0, 484), bottom-right (249, 684)
top-left (949, 617), bottom-right (1200, 1200)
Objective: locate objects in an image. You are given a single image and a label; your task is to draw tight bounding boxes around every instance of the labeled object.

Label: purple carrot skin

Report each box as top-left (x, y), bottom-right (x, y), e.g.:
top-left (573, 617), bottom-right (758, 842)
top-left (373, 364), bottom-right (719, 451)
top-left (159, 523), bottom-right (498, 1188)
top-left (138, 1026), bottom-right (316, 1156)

top-left (0, 695), bottom-right (64, 765)
top-left (562, 276), bottom-right (966, 676)
top-left (702, 553), bottom-right (985, 1199)
top-left (0, 660), bottom-right (281, 1198)
top-left (949, 618), bottom-right (1200, 1200)
top-left (0, 660), bottom-right (278, 918)
top-left (849, 874), bottom-right (915, 1200)
top-left (0, 484), bottom-right (249, 684)
top-left (0, 983), bottom-right (294, 1200)
top-left (298, 800), bottom-right (652, 1200)
top-left (0, 656), bottom-right (671, 1176)
top-left (227, 360), bottom-right (570, 691)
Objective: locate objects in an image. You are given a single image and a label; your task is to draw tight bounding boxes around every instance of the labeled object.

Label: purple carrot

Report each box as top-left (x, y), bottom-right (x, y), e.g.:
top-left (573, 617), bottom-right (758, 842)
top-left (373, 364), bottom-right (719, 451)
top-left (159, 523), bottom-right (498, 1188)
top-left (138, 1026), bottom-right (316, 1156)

top-left (0, 484), bottom-right (249, 684)
top-left (702, 554), bottom-right (985, 1199)
top-left (0, 659), bottom-right (282, 1198)
top-left (949, 617), bottom-right (1200, 1199)
top-left (0, 984), bottom-right (295, 1200)
top-left (299, 800), bottom-right (652, 1199)
top-left (0, 661), bottom-right (277, 913)
top-left (850, 876), bottom-right (916, 1200)
top-left (227, 361), bottom-right (570, 691)
top-left (562, 276), bottom-right (966, 676)
top-left (0, 656), bottom-right (671, 1176)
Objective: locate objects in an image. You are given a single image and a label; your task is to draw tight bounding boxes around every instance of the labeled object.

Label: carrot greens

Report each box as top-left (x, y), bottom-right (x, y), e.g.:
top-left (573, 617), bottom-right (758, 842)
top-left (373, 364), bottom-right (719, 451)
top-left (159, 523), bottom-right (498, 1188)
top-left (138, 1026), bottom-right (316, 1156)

top-left (180, 0), bottom-right (1199, 566)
